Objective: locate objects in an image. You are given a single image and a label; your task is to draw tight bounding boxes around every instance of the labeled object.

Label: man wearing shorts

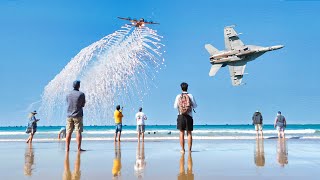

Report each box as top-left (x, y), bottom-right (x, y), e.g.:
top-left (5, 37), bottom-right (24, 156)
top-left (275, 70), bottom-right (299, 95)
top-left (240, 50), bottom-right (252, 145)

top-left (136, 107), bottom-right (147, 142)
top-left (274, 111), bottom-right (287, 138)
top-left (66, 80), bottom-right (86, 151)
top-left (114, 105), bottom-right (124, 142)
top-left (252, 110), bottom-right (263, 138)
top-left (174, 82), bottom-right (197, 153)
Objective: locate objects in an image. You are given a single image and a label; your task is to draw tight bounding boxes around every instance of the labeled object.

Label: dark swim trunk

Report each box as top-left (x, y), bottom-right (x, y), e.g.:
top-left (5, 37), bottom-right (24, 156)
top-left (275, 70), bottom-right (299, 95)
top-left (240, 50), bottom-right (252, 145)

top-left (177, 115), bottom-right (193, 131)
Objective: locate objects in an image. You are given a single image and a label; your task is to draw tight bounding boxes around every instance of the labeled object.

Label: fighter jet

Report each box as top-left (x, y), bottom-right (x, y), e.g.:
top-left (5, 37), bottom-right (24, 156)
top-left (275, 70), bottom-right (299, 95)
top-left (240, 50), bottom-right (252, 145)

top-left (117, 17), bottom-right (160, 28)
top-left (205, 26), bottom-right (284, 86)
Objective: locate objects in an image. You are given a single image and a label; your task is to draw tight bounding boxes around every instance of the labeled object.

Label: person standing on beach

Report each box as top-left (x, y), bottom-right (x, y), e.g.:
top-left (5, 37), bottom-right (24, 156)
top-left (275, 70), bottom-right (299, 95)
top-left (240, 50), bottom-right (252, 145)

top-left (252, 110), bottom-right (263, 138)
top-left (174, 82), bottom-right (197, 153)
top-left (136, 107), bottom-right (147, 142)
top-left (58, 127), bottom-right (66, 140)
top-left (274, 111), bottom-right (287, 138)
top-left (26, 111), bottom-right (40, 143)
top-left (114, 105), bottom-right (124, 142)
top-left (66, 80), bottom-right (86, 152)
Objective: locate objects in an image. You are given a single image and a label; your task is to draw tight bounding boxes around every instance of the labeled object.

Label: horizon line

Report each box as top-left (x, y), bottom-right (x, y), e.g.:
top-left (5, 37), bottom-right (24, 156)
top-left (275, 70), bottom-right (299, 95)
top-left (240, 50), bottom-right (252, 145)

top-left (1, 123), bottom-right (320, 128)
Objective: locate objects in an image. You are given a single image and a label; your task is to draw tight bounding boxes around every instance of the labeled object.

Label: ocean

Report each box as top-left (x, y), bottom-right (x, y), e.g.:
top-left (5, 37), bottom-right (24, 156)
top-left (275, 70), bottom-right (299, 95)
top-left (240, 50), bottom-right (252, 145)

top-left (1, 124), bottom-right (319, 141)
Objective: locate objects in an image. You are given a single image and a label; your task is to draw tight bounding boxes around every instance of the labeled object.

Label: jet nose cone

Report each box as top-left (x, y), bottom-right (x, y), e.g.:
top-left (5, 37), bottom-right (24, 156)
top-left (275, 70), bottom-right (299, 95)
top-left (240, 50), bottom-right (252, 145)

top-left (271, 45), bottom-right (284, 50)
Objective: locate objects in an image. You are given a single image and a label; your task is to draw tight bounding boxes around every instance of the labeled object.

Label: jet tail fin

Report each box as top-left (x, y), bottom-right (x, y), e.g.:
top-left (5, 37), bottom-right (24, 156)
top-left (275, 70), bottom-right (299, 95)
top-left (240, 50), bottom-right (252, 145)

top-left (205, 44), bottom-right (219, 56)
top-left (209, 64), bottom-right (223, 77)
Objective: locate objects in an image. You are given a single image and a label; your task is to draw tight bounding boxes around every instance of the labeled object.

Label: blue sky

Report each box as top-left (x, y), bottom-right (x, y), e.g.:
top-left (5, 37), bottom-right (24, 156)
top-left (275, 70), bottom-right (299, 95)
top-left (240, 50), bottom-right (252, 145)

top-left (1, 0), bottom-right (320, 126)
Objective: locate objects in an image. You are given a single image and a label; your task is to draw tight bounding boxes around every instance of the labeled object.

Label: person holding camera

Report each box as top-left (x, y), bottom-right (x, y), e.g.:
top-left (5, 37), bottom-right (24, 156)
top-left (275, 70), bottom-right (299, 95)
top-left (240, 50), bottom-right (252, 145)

top-left (114, 105), bottom-right (124, 142)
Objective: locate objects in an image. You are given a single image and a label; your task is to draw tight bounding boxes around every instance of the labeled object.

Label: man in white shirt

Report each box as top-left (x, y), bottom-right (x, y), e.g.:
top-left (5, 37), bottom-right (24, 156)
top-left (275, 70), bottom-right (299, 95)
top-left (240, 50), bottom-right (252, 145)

top-left (174, 82), bottom-right (197, 153)
top-left (136, 107), bottom-right (147, 142)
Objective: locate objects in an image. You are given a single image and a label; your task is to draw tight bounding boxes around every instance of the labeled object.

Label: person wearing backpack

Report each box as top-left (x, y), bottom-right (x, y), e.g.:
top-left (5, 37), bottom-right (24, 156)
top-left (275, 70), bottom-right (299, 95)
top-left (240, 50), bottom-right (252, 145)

top-left (173, 82), bottom-right (197, 153)
top-left (252, 110), bottom-right (263, 138)
top-left (274, 111), bottom-right (287, 138)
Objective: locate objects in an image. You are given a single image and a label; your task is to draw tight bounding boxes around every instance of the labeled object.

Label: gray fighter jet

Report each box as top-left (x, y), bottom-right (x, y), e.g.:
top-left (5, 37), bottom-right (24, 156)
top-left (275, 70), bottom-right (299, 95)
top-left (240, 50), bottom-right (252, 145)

top-left (205, 26), bottom-right (284, 86)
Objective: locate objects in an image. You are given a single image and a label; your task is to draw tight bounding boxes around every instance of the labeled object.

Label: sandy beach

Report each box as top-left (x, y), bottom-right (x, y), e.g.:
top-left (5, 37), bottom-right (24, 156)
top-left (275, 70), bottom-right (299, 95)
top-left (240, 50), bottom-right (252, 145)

top-left (0, 138), bottom-right (319, 179)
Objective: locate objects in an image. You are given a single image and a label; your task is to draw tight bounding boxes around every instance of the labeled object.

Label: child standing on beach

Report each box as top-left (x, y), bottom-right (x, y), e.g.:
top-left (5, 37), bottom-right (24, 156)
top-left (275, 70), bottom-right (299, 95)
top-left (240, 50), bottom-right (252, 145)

top-left (58, 127), bottom-right (66, 139)
top-left (136, 107), bottom-right (147, 142)
top-left (25, 111), bottom-right (40, 143)
top-left (114, 105), bottom-right (124, 142)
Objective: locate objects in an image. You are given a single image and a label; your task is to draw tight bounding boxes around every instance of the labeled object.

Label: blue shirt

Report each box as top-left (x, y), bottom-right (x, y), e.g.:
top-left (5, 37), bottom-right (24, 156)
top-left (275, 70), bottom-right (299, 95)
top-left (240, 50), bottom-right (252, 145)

top-left (27, 115), bottom-right (39, 133)
top-left (66, 89), bottom-right (86, 117)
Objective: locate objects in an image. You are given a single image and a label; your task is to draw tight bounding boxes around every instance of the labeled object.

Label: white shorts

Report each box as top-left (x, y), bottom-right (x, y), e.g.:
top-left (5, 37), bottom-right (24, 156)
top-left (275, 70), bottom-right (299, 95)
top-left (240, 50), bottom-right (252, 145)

top-left (255, 124), bottom-right (263, 131)
top-left (277, 126), bottom-right (285, 131)
top-left (137, 125), bottom-right (145, 133)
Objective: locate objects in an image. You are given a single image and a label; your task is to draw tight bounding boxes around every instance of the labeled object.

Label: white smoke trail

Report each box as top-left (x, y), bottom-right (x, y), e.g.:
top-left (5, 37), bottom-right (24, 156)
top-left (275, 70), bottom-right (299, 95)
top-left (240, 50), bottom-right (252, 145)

top-left (38, 25), bottom-right (165, 125)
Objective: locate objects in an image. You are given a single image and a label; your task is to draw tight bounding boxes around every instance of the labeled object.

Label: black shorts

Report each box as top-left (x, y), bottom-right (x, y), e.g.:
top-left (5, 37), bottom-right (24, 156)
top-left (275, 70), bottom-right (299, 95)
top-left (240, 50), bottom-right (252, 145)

top-left (177, 115), bottom-right (193, 131)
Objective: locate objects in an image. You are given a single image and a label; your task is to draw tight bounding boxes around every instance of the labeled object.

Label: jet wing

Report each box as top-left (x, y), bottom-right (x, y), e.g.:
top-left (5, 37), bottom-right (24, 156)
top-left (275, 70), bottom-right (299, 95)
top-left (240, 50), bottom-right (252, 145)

top-left (205, 44), bottom-right (219, 56)
top-left (228, 61), bottom-right (246, 86)
top-left (224, 26), bottom-right (244, 51)
top-left (209, 64), bottom-right (223, 77)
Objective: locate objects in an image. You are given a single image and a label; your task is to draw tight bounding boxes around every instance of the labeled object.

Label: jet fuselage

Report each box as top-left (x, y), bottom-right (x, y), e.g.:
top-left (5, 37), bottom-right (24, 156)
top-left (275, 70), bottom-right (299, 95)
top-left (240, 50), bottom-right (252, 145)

top-left (210, 45), bottom-right (284, 65)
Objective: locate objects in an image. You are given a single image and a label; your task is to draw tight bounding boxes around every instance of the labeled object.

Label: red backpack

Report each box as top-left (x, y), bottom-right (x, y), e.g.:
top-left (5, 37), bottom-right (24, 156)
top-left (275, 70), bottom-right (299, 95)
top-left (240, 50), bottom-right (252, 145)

top-left (178, 93), bottom-right (192, 115)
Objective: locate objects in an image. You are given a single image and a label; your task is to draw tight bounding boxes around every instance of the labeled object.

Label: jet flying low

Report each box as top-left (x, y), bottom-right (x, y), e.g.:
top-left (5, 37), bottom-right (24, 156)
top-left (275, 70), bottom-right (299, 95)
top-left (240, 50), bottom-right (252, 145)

top-left (205, 26), bottom-right (284, 86)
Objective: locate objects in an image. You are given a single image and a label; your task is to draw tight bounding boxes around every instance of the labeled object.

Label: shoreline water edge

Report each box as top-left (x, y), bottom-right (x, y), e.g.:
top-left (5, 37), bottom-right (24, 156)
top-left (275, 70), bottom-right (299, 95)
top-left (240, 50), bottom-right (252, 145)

top-left (1, 124), bottom-right (319, 141)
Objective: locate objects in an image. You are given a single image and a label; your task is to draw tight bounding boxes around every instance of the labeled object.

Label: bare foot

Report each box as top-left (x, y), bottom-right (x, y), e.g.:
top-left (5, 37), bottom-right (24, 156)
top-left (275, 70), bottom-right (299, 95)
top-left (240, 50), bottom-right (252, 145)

top-left (180, 150), bottom-right (185, 154)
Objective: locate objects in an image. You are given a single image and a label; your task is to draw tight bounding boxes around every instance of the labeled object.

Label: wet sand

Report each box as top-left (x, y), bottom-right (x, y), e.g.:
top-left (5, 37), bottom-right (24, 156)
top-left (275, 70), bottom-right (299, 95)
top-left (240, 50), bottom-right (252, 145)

top-left (0, 139), bottom-right (319, 179)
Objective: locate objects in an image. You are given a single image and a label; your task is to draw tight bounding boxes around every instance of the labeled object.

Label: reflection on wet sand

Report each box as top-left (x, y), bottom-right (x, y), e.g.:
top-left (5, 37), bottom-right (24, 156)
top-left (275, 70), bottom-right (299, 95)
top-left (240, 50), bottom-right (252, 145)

top-left (112, 142), bottom-right (121, 179)
top-left (24, 143), bottom-right (35, 176)
top-left (58, 140), bottom-right (66, 151)
top-left (277, 138), bottom-right (288, 167)
top-left (63, 151), bottom-right (81, 180)
top-left (134, 141), bottom-right (146, 179)
top-left (178, 152), bottom-right (194, 180)
top-left (254, 138), bottom-right (265, 167)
